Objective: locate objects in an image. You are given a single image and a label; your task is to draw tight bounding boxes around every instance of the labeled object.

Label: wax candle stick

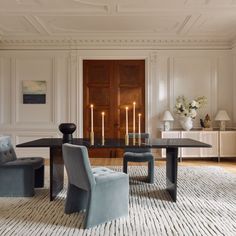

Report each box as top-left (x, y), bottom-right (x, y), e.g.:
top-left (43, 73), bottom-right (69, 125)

top-left (90, 104), bottom-right (94, 132)
top-left (138, 113), bottom-right (141, 134)
top-left (102, 112), bottom-right (105, 137)
top-left (133, 102), bottom-right (136, 134)
top-left (125, 107), bottom-right (128, 135)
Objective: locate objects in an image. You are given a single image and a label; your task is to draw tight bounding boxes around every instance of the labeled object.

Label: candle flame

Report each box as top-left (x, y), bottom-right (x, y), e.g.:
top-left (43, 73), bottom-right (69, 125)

top-left (138, 113), bottom-right (141, 116)
top-left (125, 106), bottom-right (128, 110)
top-left (133, 102), bottom-right (136, 105)
top-left (102, 112), bottom-right (105, 115)
top-left (90, 104), bottom-right (94, 108)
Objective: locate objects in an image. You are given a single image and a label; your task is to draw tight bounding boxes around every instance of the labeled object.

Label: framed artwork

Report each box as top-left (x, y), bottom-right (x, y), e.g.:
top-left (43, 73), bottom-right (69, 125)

top-left (22, 80), bottom-right (47, 104)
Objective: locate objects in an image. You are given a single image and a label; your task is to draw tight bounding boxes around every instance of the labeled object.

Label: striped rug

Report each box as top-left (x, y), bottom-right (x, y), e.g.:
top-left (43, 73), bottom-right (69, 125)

top-left (0, 166), bottom-right (235, 236)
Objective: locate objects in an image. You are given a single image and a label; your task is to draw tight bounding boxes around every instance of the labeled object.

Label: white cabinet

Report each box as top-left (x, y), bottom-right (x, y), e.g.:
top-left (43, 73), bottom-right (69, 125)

top-left (219, 131), bottom-right (236, 157)
top-left (159, 130), bottom-right (220, 159)
top-left (200, 131), bottom-right (218, 157)
top-left (181, 131), bottom-right (201, 158)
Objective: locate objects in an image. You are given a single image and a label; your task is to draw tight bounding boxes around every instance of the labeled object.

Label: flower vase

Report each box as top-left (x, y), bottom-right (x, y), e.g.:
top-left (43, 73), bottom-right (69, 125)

top-left (180, 117), bottom-right (193, 131)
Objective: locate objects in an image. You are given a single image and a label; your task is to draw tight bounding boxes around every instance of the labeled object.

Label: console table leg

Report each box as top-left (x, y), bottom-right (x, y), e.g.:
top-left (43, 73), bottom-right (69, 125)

top-left (166, 147), bottom-right (178, 202)
top-left (50, 147), bottom-right (64, 201)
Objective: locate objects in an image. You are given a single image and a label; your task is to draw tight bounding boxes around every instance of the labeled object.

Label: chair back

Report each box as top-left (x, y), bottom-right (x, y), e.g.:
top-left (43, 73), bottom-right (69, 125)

top-left (62, 144), bottom-right (96, 191)
top-left (125, 133), bottom-right (151, 153)
top-left (0, 136), bottom-right (17, 164)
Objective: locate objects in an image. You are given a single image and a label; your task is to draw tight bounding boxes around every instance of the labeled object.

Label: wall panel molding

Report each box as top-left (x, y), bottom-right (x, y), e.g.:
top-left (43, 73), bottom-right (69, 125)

top-left (14, 56), bottom-right (55, 125)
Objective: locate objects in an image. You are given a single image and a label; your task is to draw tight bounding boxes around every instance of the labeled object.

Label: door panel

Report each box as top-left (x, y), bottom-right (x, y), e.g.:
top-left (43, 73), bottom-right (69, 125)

top-left (83, 60), bottom-right (145, 158)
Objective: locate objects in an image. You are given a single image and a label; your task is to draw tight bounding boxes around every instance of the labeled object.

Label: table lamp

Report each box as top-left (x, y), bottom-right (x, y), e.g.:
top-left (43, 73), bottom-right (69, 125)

top-left (162, 110), bottom-right (174, 131)
top-left (215, 110), bottom-right (230, 131)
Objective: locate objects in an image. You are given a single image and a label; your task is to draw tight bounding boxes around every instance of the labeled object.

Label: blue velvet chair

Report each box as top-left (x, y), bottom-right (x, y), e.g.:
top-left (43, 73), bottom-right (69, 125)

top-left (0, 136), bottom-right (44, 197)
top-left (123, 133), bottom-right (154, 183)
top-left (62, 143), bottom-right (129, 229)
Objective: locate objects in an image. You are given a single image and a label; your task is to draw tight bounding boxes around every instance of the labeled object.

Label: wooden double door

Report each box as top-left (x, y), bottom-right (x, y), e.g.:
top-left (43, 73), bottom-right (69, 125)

top-left (83, 60), bottom-right (145, 158)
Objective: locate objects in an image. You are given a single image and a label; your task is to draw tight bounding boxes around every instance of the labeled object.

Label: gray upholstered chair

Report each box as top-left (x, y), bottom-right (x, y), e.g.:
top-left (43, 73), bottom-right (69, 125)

top-left (62, 143), bottom-right (129, 229)
top-left (0, 136), bottom-right (44, 197)
top-left (123, 133), bottom-right (154, 183)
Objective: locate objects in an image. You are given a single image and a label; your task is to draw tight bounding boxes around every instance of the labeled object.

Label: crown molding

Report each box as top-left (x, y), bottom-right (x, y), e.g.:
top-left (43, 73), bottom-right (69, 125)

top-left (0, 36), bottom-right (233, 50)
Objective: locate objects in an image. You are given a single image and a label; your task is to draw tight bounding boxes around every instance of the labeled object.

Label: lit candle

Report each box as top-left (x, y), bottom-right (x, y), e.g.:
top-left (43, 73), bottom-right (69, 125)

top-left (125, 107), bottom-right (128, 135)
top-left (133, 102), bottom-right (136, 134)
top-left (90, 104), bottom-right (94, 132)
top-left (102, 112), bottom-right (105, 137)
top-left (138, 113), bottom-right (141, 134)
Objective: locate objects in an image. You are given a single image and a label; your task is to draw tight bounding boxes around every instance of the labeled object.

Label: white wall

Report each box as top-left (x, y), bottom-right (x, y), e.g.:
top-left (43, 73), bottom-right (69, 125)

top-left (0, 48), bottom-right (234, 157)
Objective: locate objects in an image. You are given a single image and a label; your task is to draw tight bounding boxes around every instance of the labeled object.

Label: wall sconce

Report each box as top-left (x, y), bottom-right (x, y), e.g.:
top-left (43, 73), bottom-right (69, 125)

top-left (215, 110), bottom-right (230, 131)
top-left (162, 110), bottom-right (174, 131)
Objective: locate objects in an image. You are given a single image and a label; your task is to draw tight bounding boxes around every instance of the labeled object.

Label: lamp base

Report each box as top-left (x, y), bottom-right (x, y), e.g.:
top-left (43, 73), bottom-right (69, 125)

top-left (164, 121), bottom-right (170, 131)
top-left (220, 121), bottom-right (226, 131)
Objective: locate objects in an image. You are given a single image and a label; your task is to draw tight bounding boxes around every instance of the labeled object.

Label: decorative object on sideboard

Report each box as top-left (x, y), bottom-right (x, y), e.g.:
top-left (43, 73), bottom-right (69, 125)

top-left (215, 110), bottom-right (230, 131)
top-left (200, 114), bottom-right (213, 130)
top-left (204, 114), bottom-right (211, 128)
top-left (59, 123), bottom-right (76, 143)
top-left (174, 95), bottom-right (207, 131)
top-left (179, 116), bottom-right (193, 131)
top-left (162, 110), bottom-right (174, 131)
top-left (200, 119), bottom-right (205, 128)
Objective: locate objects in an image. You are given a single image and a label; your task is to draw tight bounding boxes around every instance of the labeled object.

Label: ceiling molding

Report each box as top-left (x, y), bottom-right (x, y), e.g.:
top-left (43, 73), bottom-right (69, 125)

top-left (0, 37), bottom-right (232, 50)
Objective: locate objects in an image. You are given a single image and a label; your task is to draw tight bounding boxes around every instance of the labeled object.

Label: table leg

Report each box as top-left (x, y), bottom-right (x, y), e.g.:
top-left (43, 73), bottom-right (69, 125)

top-left (166, 147), bottom-right (178, 202)
top-left (50, 147), bottom-right (64, 201)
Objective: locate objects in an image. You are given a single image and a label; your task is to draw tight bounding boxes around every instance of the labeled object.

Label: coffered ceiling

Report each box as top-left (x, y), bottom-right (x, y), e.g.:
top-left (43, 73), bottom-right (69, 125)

top-left (0, 0), bottom-right (236, 48)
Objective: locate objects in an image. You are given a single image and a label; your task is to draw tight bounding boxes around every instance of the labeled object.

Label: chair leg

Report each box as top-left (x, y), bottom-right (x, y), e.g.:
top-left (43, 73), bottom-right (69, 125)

top-left (148, 159), bottom-right (154, 183)
top-left (65, 183), bottom-right (88, 214)
top-left (123, 159), bottom-right (128, 173)
top-left (34, 165), bottom-right (44, 188)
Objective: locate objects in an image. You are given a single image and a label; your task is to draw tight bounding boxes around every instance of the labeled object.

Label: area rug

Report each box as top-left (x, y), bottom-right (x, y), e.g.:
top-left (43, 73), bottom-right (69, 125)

top-left (0, 166), bottom-right (235, 236)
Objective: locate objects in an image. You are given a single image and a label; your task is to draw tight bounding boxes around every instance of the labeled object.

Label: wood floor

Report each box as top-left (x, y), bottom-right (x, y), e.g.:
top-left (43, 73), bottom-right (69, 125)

top-left (90, 157), bottom-right (236, 174)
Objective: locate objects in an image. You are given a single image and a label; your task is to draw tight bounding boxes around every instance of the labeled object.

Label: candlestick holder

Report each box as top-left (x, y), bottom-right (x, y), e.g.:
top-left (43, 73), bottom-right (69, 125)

top-left (125, 134), bottom-right (129, 145)
top-left (132, 134), bottom-right (135, 145)
top-left (102, 136), bottom-right (105, 145)
top-left (138, 134), bottom-right (141, 146)
top-left (90, 131), bottom-right (94, 145)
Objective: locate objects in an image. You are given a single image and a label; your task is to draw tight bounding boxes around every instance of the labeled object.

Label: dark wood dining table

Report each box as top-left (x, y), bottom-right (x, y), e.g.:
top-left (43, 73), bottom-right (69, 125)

top-left (16, 138), bottom-right (211, 202)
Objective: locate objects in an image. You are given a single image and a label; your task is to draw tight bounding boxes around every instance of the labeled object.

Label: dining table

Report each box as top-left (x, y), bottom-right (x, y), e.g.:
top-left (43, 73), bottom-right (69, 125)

top-left (16, 137), bottom-right (211, 202)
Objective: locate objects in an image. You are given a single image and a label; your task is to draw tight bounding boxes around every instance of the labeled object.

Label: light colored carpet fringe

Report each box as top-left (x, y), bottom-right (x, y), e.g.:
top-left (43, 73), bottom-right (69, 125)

top-left (0, 166), bottom-right (235, 236)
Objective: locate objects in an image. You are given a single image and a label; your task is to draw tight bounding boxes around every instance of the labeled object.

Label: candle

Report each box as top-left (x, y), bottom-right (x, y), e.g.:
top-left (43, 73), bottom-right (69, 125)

top-left (133, 102), bottom-right (136, 134)
top-left (101, 112), bottom-right (105, 137)
top-left (138, 113), bottom-right (141, 134)
top-left (125, 107), bottom-right (128, 135)
top-left (90, 104), bottom-right (94, 132)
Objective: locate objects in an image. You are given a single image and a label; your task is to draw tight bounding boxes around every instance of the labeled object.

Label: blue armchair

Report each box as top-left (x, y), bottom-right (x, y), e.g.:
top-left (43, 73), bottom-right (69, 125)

top-left (62, 143), bottom-right (129, 228)
top-left (0, 136), bottom-right (44, 197)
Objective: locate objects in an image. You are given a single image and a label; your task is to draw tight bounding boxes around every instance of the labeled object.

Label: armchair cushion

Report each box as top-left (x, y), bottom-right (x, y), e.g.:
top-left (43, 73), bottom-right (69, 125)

top-left (3, 157), bottom-right (44, 169)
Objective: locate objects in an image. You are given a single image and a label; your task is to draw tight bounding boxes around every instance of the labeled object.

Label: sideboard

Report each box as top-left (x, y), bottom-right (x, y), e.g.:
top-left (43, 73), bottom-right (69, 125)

top-left (159, 130), bottom-right (236, 161)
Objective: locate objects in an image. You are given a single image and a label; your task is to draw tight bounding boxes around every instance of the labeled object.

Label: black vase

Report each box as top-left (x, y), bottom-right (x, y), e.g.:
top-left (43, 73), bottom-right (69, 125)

top-left (59, 123), bottom-right (76, 143)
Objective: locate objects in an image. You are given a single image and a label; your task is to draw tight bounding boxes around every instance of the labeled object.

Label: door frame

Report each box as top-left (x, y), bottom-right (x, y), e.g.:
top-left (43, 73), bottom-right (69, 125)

top-left (77, 53), bottom-right (152, 138)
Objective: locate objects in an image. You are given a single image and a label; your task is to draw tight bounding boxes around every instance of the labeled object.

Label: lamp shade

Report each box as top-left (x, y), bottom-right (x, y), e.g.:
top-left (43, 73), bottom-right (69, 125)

top-left (162, 111), bottom-right (174, 121)
top-left (215, 110), bottom-right (230, 121)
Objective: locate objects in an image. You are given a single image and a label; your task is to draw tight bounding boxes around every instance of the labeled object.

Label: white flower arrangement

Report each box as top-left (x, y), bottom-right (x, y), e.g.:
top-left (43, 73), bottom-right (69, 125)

top-left (174, 96), bottom-right (207, 119)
